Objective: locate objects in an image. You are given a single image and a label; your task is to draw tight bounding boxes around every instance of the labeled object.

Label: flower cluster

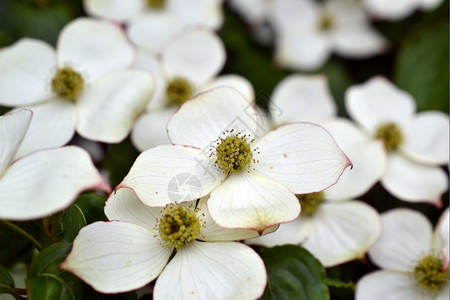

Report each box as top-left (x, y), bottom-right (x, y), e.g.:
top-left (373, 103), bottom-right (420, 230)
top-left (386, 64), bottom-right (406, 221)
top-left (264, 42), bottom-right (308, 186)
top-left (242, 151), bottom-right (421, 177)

top-left (0, 0), bottom-right (448, 299)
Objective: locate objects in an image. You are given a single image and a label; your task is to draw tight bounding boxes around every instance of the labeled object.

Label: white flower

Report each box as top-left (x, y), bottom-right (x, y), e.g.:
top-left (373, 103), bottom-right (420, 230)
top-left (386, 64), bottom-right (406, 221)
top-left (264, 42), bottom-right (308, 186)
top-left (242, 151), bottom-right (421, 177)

top-left (356, 208), bottom-right (450, 300)
top-left (272, 0), bottom-right (387, 71)
top-left (130, 28), bottom-right (255, 151)
top-left (245, 77), bottom-right (383, 266)
top-left (61, 188), bottom-right (267, 298)
top-left (0, 18), bottom-right (154, 154)
top-left (83, 0), bottom-right (223, 30)
top-left (362, 0), bottom-right (444, 21)
top-left (346, 76), bottom-right (449, 205)
top-left (118, 86), bottom-right (351, 232)
top-left (0, 109), bottom-right (110, 221)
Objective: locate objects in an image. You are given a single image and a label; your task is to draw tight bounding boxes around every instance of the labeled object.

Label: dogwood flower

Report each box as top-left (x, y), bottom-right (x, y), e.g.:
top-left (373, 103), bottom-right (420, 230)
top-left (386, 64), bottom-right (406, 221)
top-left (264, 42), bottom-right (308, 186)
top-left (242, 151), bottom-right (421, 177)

top-left (346, 76), bottom-right (449, 205)
top-left (118, 86), bottom-right (351, 232)
top-left (0, 18), bottom-right (154, 156)
top-left (362, 0), bottom-right (444, 21)
top-left (0, 109), bottom-right (110, 221)
top-left (61, 188), bottom-right (267, 298)
top-left (83, 0), bottom-right (223, 30)
top-left (356, 208), bottom-right (450, 300)
top-left (246, 117), bottom-right (383, 267)
top-left (272, 0), bottom-right (387, 71)
top-left (130, 28), bottom-right (254, 151)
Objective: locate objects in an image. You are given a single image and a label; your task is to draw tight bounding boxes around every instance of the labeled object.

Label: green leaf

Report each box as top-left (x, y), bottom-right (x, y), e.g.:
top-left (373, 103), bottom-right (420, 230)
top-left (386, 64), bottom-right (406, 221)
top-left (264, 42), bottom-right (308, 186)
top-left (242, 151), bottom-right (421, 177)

top-left (74, 193), bottom-right (108, 224)
top-left (56, 204), bottom-right (87, 243)
top-left (394, 20), bottom-right (449, 113)
top-left (325, 277), bottom-right (355, 289)
top-left (260, 245), bottom-right (329, 300)
top-left (27, 275), bottom-right (74, 300)
top-left (28, 243), bottom-right (71, 277)
top-left (0, 264), bottom-right (17, 295)
top-left (103, 138), bottom-right (140, 187)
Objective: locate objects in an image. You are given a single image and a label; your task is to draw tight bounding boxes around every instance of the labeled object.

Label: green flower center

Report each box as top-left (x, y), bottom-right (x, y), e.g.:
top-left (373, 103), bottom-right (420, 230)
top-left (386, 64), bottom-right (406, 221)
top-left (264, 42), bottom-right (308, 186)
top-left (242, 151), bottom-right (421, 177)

top-left (147, 0), bottom-right (165, 9)
top-left (165, 77), bottom-right (194, 107)
top-left (374, 122), bottom-right (403, 151)
top-left (51, 67), bottom-right (84, 101)
top-left (215, 134), bottom-right (254, 175)
top-left (319, 12), bottom-right (333, 31)
top-left (159, 205), bottom-right (200, 248)
top-left (296, 192), bottom-right (325, 215)
top-left (414, 255), bottom-right (449, 293)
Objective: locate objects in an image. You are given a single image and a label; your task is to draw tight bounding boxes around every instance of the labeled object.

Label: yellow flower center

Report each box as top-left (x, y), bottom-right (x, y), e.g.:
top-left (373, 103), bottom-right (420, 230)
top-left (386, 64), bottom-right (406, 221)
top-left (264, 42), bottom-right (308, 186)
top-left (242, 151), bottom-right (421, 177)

top-left (215, 134), bottom-right (254, 175)
top-left (147, 0), bottom-right (165, 9)
top-left (374, 122), bottom-right (403, 151)
top-left (165, 77), bottom-right (194, 107)
top-left (51, 67), bottom-right (84, 101)
top-left (296, 192), bottom-right (325, 215)
top-left (414, 255), bottom-right (449, 293)
top-left (319, 12), bottom-right (333, 31)
top-left (158, 205), bottom-right (200, 248)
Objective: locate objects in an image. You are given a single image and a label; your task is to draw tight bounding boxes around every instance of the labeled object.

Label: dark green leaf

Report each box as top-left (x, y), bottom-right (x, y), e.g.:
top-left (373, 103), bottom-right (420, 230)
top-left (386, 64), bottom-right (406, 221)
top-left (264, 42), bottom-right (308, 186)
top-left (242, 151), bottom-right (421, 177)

top-left (28, 243), bottom-right (71, 277)
top-left (0, 264), bottom-right (17, 295)
top-left (26, 275), bottom-right (74, 300)
top-left (56, 204), bottom-right (87, 243)
top-left (74, 193), bottom-right (108, 224)
top-left (395, 20), bottom-right (449, 113)
top-left (260, 245), bottom-right (329, 300)
top-left (103, 138), bottom-right (140, 187)
top-left (325, 277), bottom-right (355, 289)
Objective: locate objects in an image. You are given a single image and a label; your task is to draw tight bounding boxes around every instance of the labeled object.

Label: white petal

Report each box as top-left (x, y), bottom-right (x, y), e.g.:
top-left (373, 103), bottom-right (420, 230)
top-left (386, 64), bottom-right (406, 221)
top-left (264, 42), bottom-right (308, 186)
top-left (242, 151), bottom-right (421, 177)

top-left (275, 28), bottom-right (331, 71)
top-left (302, 201), bottom-right (381, 267)
top-left (118, 144), bottom-right (224, 206)
top-left (127, 12), bottom-right (185, 54)
top-left (162, 28), bottom-right (225, 87)
top-left (0, 146), bottom-right (110, 221)
top-left (13, 100), bottom-right (76, 159)
top-left (105, 188), bottom-right (163, 231)
top-left (434, 208), bottom-right (449, 266)
top-left (208, 171), bottom-right (300, 232)
top-left (320, 118), bottom-right (386, 200)
top-left (82, 0), bottom-right (144, 22)
top-left (168, 86), bottom-right (257, 150)
top-left (362, 0), bottom-right (417, 21)
top-left (333, 26), bottom-right (387, 58)
top-left (419, 0), bottom-right (444, 10)
top-left (0, 109), bottom-right (32, 175)
top-left (131, 107), bottom-right (176, 152)
top-left (245, 216), bottom-right (312, 247)
top-left (345, 77), bottom-right (416, 133)
top-left (169, 0), bottom-right (224, 30)
top-left (402, 111), bottom-right (449, 165)
top-left (437, 285), bottom-right (450, 300)
top-left (204, 74), bottom-right (255, 102)
top-left (196, 197), bottom-right (263, 241)
top-left (356, 270), bottom-right (433, 300)
top-left (154, 241), bottom-right (266, 300)
top-left (0, 38), bottom-right (56, 106)
top-left (76, 70), bottom-right (153, 143)
top-left (381, 153), bottom-right (448, 205)
top-left (368, 209), bottom-right (433, 272)
top-left (134, 49), bottom-right (166, 110)
top-left (61, 221), bottom-right (171, 294)
top-left (253, 122), bottom-right (352, 194)
top-left (57, 18), bottom-right (134, 81)
top-left (270, 74), bottom-right (337, 125)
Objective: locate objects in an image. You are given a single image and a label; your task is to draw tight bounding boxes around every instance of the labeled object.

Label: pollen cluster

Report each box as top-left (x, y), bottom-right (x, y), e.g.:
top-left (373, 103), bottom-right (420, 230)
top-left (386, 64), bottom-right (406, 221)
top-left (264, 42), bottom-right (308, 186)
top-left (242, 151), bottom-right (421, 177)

top-left (166, 77), bottom-right (193, 107)
top-left (147, 0), bottom-right (165, 9)
top-left (296, 192), bottom-right (325, 215)
top-left (158, 205), bottom-right (200, 248)
top-left (374, 122), bottom-right (403, 151)
top-left (215, 134), bottom-right (254, 175)
top-left (319, 12), bottom-right (333, 31)
top-left (413, 255), bottom-right (449, 293)
top-left (51, 67), bottom-right (84, 101)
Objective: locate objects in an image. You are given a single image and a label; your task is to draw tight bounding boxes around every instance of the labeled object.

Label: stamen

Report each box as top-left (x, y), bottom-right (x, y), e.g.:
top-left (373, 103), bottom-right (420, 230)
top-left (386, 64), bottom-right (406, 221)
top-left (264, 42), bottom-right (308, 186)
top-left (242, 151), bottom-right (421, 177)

top-left (51, 67), bottom-right (84, 101)
top-left (147, 0), bottom-right (165, 9)
top-left (374, 122), bottom-right (403, 151)
top-left (296, 192), bottom-right (325, 215)
top-left (158, 205), bottom-right (200, 248)
top-left (165, 77), bottom-right (193, 107)
top-left (414, 254), bottom-right (449, 293)
top-left (214, 132), bottom-right (254, 175)
top-left (319, 12), bottom-right (333, 31)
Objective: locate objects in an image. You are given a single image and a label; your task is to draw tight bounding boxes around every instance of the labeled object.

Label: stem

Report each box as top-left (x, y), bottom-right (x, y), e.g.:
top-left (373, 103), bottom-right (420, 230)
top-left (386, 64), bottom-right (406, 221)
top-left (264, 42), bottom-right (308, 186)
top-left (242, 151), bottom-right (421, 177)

top-left (0, 220), bottom-right (44, 251)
